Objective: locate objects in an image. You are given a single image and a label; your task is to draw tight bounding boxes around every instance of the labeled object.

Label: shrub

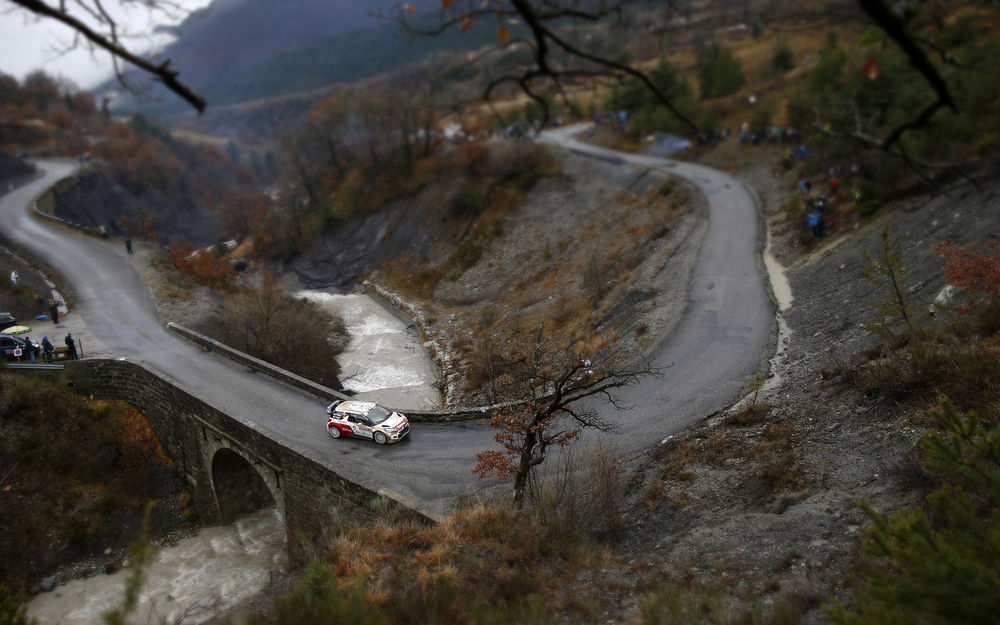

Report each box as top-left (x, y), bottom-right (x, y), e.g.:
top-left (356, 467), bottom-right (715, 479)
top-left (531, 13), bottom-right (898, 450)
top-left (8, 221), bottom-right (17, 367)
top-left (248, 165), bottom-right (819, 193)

top-left (938, 12), bottom-right (978, 48)
top-left (726, 402), bottom-right (771, 426)
top-left (697, 43), bottom-right (746, 99)
top-left (217, 278), bottom-right (345, 387)
top-left (783, 195), bottom-right (804, 223)
top-left (449, 182), bottom-right (487, 217)
top-left (451, 237), bottom-right (483, 269)
top-left (0, 585), bottom-right (34, 625)
top-left (249, 499), bottom-right (603, 625)
top-left (450, 141), bottom-right (490, 174)
top-left (0, 376), bottom-right (188, 591)
top-left (749, 100), bottom-right (776, 136)
top-left (582, 256), bottom-right (611, 300)
top-left (167, 238), bottom-right (236, 290)
top-left (771, 41), bottom-right (795, 73)
top-left (585, 441), bottom-right (626, 536)
top-left (934, 240), bottom-right (1000, 311)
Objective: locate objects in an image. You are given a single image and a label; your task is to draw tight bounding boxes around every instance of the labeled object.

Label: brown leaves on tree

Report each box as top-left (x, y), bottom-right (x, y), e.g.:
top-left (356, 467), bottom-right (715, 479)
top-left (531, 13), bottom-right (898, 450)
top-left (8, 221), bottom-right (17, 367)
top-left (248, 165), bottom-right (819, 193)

top-left (474, 403), bottom-right (581, 480)
top-left (934, 240), bottom-right (1000, 312)
top-left (862, 57), bottom-right (881, 81)
top-left (167, 238), bottom-right (236, 290)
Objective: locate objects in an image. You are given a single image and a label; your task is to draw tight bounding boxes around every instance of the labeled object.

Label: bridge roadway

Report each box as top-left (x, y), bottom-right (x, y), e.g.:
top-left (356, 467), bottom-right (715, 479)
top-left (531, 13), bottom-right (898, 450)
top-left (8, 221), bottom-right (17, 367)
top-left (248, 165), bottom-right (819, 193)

top-left (0, 133), bottom-right (773, 519)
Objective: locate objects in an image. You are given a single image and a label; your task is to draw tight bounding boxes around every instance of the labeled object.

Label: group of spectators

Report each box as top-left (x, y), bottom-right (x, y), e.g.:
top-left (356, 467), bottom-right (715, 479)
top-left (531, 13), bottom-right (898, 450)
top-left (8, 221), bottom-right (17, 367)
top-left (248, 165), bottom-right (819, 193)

top-left (798, 163), bottom-right (867, 239)
top-left (18, 333), bottom-right (77, 363)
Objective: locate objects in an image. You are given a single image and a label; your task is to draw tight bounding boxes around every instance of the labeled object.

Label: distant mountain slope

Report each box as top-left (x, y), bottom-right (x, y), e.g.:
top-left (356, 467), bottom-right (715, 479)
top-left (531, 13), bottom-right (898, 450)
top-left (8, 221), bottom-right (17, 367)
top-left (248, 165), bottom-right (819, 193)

top-left (105, 0), bottom-right (402, 112)
top-left (199, 19), bottom-right (503, 107)
top-left (160, 0), bottom-right (400, 85)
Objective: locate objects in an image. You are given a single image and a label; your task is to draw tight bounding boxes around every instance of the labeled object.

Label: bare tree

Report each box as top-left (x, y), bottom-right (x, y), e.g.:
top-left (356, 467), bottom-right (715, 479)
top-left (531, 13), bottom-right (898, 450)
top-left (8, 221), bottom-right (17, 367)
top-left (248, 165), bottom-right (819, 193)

top-left (473, 323), bottom-right (657, 508)
top-left (220, 276), bottom-right (345, 387)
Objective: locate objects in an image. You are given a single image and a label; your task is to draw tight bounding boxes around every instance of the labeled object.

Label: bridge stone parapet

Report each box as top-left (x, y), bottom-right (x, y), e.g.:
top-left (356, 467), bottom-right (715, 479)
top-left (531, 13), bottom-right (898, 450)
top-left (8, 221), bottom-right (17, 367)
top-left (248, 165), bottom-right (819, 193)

top-left (166, 322), bottom-right (352, 404)
top-left (166, 322), bottom-right (506, 423)
top-left (60, 359), bottom-right (433, 561)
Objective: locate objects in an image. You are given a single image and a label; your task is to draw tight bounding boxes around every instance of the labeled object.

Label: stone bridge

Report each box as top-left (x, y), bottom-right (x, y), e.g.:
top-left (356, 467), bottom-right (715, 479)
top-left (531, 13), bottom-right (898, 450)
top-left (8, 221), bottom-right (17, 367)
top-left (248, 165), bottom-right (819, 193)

top-left (34, 359), bottom-right (435, 560)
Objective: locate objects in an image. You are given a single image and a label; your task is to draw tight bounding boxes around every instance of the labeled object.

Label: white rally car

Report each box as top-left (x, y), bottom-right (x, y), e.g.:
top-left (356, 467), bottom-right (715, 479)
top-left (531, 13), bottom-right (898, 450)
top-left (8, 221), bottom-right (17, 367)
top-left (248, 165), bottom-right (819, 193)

top-left (325, 400), bottom-right (410, 444)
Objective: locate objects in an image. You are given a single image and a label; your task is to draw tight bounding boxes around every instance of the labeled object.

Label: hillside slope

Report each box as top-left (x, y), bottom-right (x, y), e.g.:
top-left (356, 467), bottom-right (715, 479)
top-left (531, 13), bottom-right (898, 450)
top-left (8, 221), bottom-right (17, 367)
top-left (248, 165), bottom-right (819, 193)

top-left (102, 0), bottom-right (398, 110)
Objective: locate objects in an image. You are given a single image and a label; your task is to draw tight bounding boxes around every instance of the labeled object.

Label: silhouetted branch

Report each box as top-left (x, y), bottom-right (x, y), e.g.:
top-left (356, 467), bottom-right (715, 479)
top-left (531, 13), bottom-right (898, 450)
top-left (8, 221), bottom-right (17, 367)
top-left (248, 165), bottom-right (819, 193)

top-left (856, 0), bottom-right (954, 150)
top-left (8, 0), bottom-right (205, 112)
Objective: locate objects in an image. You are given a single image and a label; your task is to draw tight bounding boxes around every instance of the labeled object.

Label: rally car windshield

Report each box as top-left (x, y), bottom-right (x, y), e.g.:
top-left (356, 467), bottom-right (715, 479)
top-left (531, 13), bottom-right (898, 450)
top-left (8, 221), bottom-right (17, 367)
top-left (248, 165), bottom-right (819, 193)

top-left (367, 405), bottom-right (392, 424)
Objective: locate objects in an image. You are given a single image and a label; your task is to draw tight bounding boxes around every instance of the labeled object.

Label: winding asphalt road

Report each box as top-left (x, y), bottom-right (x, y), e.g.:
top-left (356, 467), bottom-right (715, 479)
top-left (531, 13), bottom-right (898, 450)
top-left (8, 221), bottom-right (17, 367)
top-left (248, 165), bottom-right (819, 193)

top-left (0, 133), bottom-right (773, 518)
top-left (540, 127), bottom-right (774, 444)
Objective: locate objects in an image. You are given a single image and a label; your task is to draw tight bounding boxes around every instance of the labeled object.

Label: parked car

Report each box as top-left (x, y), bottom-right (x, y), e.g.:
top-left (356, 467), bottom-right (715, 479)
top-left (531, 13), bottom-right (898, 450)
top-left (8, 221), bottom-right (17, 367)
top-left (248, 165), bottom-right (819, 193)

top-left (325, 400), bottom-right (410, 444)
top-left (1, 335), bottom-right (38, 360)
top-left (0, 313), bottom-right (16, 331)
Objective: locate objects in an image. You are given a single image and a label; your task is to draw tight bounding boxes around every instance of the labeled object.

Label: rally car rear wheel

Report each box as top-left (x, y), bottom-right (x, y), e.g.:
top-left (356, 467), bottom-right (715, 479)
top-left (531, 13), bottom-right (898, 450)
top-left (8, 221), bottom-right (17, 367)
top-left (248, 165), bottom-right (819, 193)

top-left (328, 425), bottom-right (341, 439)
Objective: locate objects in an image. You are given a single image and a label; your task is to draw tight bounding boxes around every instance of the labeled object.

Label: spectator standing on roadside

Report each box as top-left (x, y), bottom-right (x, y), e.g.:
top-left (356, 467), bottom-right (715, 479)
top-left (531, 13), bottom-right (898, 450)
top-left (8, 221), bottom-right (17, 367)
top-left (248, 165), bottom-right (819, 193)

top-left (48, 300), bottom-right (59, 324)
top-left (41, 336), bottom-right (54, 363)
top-left (65, 333), bottom-right (78, 360)
top-left (125, 237), bottom-right (133, 254)
top-left (808, 209), bottom-right (825, 238)
top-left (10, 271), bottom-right (18, 285)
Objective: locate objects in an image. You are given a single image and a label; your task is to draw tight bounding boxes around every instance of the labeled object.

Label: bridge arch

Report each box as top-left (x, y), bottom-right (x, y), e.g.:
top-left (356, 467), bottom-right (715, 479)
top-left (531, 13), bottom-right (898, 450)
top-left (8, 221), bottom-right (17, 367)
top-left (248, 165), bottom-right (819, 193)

top-left (202, 437), bottom-right (285, 526)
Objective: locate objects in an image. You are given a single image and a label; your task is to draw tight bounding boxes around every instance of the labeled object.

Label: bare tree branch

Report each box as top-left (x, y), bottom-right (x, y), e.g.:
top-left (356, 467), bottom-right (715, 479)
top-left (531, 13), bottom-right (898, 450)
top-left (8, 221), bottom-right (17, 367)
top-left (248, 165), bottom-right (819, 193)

top-left (856, 0), bottom-right (954, 150)
top-left (7, 0), bottom-right (205, 112)
top-left (396, 0), bottom-right (697, 132)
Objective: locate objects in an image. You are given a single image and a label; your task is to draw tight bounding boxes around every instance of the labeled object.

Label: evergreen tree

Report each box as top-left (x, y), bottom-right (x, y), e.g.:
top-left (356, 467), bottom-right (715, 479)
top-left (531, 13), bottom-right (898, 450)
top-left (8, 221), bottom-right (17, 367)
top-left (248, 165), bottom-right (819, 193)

top-left (826, 398), bottom-right (1000, 625)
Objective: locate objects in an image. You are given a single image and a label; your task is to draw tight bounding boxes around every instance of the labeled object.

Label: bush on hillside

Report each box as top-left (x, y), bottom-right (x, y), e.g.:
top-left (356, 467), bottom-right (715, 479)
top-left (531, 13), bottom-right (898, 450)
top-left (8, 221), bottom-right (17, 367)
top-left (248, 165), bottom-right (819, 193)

top-left (214, 277), bottom-right (346, 389)
top-left (697, 43), bottom-right (746, 100)
top-left (771, 41), bottom-right (795, 73)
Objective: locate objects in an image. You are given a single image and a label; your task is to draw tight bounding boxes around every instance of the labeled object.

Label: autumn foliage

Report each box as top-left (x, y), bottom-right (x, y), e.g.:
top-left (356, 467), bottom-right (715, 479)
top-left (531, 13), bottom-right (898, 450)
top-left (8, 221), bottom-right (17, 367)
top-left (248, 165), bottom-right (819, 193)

top-left (474, 399), bottom-right (581, 482)
top-left (934, 240), bottom-right (1000, 311)
top-left (168, 238), bottom-right (236, 289)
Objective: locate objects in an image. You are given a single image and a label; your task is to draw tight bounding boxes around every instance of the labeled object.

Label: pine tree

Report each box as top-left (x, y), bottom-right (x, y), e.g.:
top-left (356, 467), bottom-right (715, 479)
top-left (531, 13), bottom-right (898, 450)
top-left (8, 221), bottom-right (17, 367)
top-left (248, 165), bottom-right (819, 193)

top-left (826, 398), bottom-right (1000, 624)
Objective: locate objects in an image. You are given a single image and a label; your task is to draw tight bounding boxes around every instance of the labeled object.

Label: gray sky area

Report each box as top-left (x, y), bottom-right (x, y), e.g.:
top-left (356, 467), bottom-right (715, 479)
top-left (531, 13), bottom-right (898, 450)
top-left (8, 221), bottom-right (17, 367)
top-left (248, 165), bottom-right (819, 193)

top-left (0, 0), bottom-right (209, 88)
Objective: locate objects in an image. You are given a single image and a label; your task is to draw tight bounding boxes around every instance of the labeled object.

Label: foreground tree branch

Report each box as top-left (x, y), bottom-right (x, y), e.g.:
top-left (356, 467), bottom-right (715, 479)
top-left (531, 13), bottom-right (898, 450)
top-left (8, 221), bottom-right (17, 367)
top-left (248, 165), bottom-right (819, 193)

top-left (7, 0), bottom-right (205, 112)
top-left (397, 0), bottom-right (698, 132)
top-left (856, 0), bottom-right (955, 150)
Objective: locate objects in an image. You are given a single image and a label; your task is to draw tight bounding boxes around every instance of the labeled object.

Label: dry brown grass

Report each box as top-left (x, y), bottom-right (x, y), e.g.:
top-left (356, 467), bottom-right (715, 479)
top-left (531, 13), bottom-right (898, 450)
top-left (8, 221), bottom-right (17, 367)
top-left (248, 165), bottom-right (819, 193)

top-left (316, 498), bottom-right (605, 618)
top-left (725, 402), bottom-right (773, 426)
top-left (378, 253), bottom-right (449, 301)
